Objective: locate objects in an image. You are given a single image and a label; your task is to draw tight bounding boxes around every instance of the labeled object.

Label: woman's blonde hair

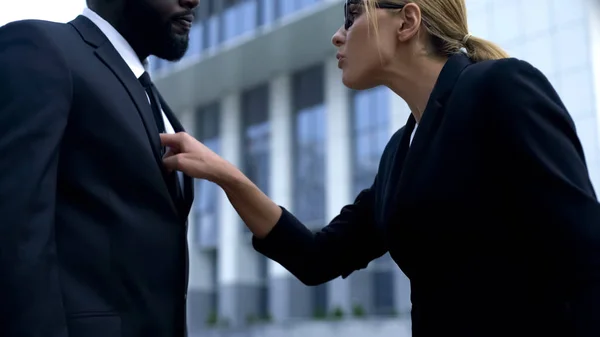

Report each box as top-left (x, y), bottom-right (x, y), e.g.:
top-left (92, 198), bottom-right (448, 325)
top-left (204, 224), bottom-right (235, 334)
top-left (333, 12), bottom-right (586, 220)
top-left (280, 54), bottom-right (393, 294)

top-left (363, 0), bottom-right (509, 62)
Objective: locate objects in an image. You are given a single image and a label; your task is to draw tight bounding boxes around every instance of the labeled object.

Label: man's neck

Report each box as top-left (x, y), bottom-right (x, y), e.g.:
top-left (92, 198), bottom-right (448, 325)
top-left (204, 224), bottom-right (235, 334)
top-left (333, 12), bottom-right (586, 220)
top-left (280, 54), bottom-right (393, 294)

top-left (89, 6), bottom-right (149, 61)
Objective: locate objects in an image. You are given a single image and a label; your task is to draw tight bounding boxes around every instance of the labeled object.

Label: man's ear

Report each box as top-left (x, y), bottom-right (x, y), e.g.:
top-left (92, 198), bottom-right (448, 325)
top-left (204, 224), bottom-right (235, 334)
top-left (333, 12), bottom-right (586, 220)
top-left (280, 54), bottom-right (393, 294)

top-left (397, 3), bottom-right (422, 42)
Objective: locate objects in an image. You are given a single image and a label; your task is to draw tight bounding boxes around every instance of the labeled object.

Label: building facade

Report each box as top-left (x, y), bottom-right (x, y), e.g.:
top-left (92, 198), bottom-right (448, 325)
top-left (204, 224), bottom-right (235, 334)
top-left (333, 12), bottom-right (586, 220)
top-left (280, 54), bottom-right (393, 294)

top-left (151, 0), bottom-right (600, 336)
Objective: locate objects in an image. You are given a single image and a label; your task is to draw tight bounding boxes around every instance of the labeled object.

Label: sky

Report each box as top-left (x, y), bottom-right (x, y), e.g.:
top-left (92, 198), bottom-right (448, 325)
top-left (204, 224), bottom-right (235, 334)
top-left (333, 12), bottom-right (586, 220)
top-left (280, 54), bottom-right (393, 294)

top-left (0, 0), bottom-right (86, 27)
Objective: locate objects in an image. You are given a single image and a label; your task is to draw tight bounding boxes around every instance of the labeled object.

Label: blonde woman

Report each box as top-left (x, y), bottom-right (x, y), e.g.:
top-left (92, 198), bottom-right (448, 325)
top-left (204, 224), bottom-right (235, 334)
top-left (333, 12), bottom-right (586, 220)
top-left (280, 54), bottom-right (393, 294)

top-left (161, 0), bottom-right (600, 335)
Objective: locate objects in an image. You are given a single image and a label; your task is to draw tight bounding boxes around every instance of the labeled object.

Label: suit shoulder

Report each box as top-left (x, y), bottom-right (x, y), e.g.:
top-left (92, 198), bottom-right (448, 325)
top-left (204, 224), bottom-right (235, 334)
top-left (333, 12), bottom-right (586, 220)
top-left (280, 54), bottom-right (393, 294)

top-left (0, 20), bottom-right (71, 59)
top-left (465, 57), bottom-right (546, 87)
top-left (1, 19), bottom-right (68, 35)
top-left (0, 19), bottom-right (72, 48)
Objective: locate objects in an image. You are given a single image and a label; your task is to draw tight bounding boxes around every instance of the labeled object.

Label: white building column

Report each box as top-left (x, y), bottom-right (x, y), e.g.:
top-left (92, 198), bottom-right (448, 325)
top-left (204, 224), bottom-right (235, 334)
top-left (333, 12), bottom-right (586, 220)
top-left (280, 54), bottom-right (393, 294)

top-left (180, 108), bottom-right (217, 333)
top-left (323, 57), bottom-right (354, 313)
top-left (267, 75), bottom-right (293, 277)
top-left (265, 73), bottom-right (315, 320)
top-left (216, 93), bottom-right (262, 326)
top-left (324, 58), bottom-right (352, 234)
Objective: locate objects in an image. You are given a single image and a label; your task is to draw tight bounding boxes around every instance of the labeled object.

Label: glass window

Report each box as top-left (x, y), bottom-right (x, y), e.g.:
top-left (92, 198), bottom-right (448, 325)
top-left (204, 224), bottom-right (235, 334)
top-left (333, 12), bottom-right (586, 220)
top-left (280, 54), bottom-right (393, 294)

top-left (197, 0), bottom-right (219, 51)
top-left (258, 0), bottom-right (275, 25)
top-left (257, 255), bottom-right (269, 317)
top-left (551, 0), bottom-right (585, 26)
top-left (193, 102), bottom-right (221, 249)
top-left (241, 84), bottom-right (271, 319)
top-left (557, 68), bottom-right (594, 120)
top-left (222, 0), bottom-right (239, 41)
top-left (292, 64), bottom-right (328, 316)
top-left (276, 0), bottom-right (321, 19)
top-left (298, 0), bottom-right (320, 11)
top-left (241, 0), bottom-right (258, 34)
top-left (351, 86), bottom-right (396, 315)
top-left (241, 84), bottom-right (271, 228)
top-left (372, 269), bottom-right (395, 315)
top-left (313, 283), bottom-right (328, 316)
top-left (186, 24), bottom-right (204, 58)
top-left (554, 22), bottom-right (588, 72)
top-left (489, 0), bottom-right (522, 44)
top-left (221, 0), bottom-right (258, 42)
top-left (206, 15), bottom-right (220, 49)
top-left (465, 1), bottom-right (490, 40)
top-left (521, 0), bottom-right (551, 37)
top-left (371, 253), bottom-right (395, 315)
top-left (292, 64), bottom-right (325, 227)
top-left (293, 104), bottom-right (326, 227)
top-left (521, 33), bottom-right (554, 77)
top-left (351, 86), bottom-right (389, 196)
top-left (277, 0), bottom-right (295, 17)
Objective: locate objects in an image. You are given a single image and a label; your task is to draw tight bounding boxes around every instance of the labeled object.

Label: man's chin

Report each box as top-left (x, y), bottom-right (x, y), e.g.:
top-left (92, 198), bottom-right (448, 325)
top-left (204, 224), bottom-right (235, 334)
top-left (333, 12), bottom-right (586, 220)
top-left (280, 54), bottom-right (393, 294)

top-left (152, 37), bottom-right (189, 61)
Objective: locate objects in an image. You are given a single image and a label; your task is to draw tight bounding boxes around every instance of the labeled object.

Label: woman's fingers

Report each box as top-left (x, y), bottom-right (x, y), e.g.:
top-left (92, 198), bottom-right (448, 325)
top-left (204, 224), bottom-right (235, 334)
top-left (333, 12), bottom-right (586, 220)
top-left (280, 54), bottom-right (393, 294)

top-left (163, 153), bottom-right (185, 171)
top-left (160, 133), bottom-right (184, 151)
top-left (163, 153), bottom-right (202, 178)
top-left (163, 148), bottom-right (177, 159)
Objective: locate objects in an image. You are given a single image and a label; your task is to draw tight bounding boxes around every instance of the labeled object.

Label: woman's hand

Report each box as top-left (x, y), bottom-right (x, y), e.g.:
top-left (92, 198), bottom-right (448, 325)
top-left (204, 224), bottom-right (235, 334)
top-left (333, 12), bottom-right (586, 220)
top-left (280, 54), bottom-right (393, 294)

top-left (161, 133), bottom-right (282, 238)
top-left (160, 132), bottom-right (231, 182)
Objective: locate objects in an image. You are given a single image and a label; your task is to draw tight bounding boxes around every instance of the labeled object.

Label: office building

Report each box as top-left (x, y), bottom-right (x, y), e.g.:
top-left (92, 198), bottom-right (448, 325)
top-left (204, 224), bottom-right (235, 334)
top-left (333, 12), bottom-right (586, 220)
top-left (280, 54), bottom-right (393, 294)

top-left (151, 0), bottom-right (600, 336)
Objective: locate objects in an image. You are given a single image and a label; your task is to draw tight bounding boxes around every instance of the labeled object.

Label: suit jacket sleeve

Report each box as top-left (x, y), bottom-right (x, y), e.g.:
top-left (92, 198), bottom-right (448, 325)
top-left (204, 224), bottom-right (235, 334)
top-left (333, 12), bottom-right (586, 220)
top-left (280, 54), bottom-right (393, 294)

top-left (252, 180), bottom-right (386, 286)
top-left (0, 22), bottom-right (71, 337)
top-left (489, 58), bottom-right (600, 336)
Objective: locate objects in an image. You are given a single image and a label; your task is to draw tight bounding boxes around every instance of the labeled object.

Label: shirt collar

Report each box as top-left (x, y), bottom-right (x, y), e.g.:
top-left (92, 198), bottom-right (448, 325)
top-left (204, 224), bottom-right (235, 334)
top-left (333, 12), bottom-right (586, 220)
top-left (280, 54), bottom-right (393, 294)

top-left (81, 7), bottom-right (147, 78)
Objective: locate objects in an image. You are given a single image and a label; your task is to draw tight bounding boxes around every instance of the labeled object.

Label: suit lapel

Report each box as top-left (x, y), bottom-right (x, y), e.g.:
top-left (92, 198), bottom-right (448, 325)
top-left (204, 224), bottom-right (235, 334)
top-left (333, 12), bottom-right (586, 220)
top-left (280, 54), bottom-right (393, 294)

top-left (70, 16), bottom-right (182, 215)
top-left (394, 53), bottom-right (474, 200)
top-left (69, 16), bottom-right (164, 168)
top-left (158, 93), bottom-right (195, 216)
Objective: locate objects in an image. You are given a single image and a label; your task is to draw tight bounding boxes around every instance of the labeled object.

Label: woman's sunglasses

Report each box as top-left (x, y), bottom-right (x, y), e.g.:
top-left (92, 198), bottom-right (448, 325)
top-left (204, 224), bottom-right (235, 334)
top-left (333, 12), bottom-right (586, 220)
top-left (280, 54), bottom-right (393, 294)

top-left (344, 0), bottom-right (405, 30)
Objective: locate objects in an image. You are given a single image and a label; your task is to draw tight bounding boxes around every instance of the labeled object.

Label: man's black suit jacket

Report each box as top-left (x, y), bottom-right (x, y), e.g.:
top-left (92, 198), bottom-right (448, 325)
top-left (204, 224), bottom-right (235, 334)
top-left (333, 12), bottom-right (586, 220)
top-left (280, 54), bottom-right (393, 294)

top-left (254, 54), bottom-right (600, 336)
top-left (0, 16), bottom-right (194, 337)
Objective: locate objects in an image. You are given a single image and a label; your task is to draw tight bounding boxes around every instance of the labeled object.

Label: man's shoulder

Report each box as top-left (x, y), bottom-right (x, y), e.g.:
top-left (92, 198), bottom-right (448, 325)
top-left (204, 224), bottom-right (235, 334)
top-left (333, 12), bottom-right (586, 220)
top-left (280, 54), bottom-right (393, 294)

top-left (0, 19), bottom-right (73, 46)
top-left (0, 19), bottom-right (78, 64)
top-left (1, 19), bottom-right (69, 34)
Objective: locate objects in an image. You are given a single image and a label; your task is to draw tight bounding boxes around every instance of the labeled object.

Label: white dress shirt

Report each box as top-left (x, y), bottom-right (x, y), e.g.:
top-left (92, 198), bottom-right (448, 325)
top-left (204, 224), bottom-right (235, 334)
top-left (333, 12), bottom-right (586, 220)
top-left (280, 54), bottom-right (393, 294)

top-left (82, 8), bottom-right (184, 189)
top-left (410, 124), bottom-right (418, 146)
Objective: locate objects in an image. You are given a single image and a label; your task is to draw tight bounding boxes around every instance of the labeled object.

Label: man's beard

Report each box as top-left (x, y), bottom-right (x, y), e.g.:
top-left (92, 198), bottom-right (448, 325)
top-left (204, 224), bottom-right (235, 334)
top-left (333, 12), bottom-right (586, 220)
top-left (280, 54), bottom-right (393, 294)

top-left (152, 23), bottom-right (189, 61)
top-left (125, 0), bottom-right (190, 62)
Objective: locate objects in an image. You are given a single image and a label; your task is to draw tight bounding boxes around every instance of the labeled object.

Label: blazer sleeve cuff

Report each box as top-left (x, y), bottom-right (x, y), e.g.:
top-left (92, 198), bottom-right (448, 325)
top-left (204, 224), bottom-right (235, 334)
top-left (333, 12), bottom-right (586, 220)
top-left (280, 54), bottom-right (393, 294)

top-left (252, 206), bottom-right (309, 259)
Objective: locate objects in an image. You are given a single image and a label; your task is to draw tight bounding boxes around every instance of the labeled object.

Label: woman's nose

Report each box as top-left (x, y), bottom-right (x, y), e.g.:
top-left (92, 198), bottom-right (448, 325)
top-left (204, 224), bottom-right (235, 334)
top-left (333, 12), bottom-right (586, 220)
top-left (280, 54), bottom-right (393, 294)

top-left (331, 26), bottom-right (346, 47)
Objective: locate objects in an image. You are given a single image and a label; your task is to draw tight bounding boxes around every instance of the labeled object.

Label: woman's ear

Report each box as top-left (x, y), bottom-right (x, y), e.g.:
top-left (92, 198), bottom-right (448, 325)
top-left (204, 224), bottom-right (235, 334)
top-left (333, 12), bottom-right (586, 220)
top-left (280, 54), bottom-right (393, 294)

top-left (397, 3), bottom-right (422, 42)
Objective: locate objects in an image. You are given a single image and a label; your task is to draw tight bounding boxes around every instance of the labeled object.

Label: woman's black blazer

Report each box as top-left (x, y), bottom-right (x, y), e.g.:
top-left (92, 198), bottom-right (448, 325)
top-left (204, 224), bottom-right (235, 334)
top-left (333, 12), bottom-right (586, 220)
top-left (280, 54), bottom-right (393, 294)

top-left (254, 53), bottom-right (600, 337)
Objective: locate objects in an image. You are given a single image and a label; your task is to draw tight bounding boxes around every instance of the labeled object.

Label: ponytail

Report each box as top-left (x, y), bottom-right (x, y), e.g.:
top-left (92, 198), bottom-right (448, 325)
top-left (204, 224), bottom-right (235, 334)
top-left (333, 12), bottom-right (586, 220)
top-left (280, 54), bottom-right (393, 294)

top-left (463, 35), bottom-right (510, 62)
top-left (363, 0), bottom-right (510, 63)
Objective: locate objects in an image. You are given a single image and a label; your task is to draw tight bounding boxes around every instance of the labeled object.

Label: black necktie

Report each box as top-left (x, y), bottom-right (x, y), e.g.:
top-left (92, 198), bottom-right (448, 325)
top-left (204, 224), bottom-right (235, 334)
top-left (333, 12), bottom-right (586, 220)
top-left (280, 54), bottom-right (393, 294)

top-left (139, 72), bottom-right (183, 202)
top-left (138, 72), bottom-right (167, 135)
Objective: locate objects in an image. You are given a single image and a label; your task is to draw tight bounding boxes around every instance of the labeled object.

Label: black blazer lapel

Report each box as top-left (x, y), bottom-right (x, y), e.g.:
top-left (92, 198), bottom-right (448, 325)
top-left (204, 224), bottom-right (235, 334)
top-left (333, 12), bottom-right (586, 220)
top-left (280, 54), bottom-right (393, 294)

top-left (158, 94), bottom-right (195, 216)
top-left (395, 53), bottom-right (474, 198)
top-left (69, 16), bottom-right (164, 169)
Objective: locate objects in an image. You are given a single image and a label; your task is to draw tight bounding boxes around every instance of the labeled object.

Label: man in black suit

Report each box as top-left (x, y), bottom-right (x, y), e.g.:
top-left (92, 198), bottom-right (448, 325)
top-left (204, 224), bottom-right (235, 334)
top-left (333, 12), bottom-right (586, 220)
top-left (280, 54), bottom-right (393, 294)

top-left (0, 0), bottom-right (198, 336)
